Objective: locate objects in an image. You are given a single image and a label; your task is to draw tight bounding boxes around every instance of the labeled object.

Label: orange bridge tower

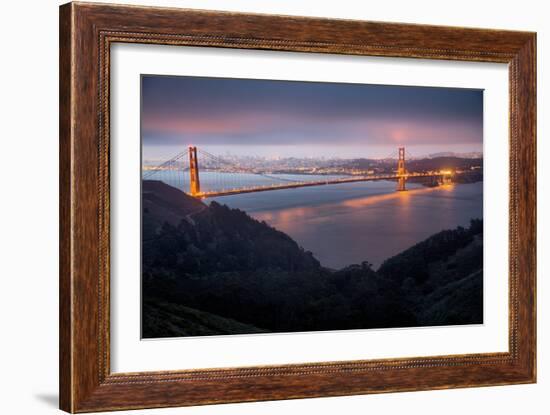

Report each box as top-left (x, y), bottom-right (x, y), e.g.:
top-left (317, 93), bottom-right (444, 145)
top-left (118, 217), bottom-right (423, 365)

top-left (397, 147), bottom-right (406, 192)
top-left (189, 146), bottom-right (201, 196)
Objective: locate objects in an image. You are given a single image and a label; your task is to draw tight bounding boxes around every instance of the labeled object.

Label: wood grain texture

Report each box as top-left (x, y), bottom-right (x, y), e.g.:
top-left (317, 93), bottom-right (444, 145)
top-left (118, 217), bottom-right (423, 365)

top-left (59, 3), bottom-right (73, 412)
top-left (59, 2), bottom-right (537, 412)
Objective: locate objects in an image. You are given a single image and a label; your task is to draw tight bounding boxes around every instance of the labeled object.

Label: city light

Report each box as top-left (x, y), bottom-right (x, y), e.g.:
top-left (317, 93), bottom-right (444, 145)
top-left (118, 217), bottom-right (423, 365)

top-left (142, 146), bottom-right (484, 198)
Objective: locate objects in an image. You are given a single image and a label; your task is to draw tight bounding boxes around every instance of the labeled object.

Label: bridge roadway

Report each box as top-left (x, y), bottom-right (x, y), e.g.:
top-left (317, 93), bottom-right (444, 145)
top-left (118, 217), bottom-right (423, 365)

top-left (194, 171), bottom-right (451, 198)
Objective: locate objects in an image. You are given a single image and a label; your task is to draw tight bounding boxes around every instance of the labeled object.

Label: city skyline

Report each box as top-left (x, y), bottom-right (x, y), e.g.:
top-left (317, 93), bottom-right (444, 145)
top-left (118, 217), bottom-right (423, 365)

top-left (142, 75), bottom-right (483, 160)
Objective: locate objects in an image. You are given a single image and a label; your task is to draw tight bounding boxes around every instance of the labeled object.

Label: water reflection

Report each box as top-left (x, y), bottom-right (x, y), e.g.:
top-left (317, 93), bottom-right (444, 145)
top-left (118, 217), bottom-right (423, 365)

top-left (211, 181), bottom-right (482, 269)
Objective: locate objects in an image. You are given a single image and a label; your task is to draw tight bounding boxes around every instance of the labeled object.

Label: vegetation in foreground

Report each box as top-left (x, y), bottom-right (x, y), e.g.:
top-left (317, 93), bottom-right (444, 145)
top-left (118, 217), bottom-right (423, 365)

top-left (142, 180), bottom-right (483, 338)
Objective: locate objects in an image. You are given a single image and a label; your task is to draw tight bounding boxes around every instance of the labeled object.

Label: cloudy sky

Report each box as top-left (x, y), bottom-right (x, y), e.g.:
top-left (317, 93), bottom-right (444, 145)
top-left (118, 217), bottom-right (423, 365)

top-left (141, 75), bottom-right (483, 161)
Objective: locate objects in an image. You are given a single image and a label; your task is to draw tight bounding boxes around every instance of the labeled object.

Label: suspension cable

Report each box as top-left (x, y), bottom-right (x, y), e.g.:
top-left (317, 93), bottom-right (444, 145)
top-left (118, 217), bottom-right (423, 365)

top-left (142, 150), bottom-right (189, 179)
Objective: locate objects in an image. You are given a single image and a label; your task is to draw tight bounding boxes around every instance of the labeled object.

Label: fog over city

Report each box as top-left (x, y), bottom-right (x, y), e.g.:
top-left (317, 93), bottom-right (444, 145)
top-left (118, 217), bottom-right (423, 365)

top-left (141, 75), bottom-right (483, 162)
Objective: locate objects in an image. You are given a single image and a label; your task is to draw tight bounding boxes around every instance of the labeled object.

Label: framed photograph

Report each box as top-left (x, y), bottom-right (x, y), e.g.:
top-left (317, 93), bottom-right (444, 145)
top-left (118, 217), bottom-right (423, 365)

top-left (59, 2), bottom-right (536, 412)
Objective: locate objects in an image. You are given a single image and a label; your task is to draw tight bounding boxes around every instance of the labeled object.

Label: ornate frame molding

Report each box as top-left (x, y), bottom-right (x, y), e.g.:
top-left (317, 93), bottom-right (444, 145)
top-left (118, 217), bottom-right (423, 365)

top-left (60, 2), bottom-right (536, 412)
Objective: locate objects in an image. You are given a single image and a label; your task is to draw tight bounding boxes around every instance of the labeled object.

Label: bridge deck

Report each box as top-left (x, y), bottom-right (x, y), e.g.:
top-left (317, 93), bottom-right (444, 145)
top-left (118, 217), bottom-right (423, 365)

top-left (196, 172), bottom-right (448, 198)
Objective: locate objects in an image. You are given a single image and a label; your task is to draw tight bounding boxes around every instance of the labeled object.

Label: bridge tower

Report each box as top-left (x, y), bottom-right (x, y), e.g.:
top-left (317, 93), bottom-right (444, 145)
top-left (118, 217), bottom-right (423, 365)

top-left (397, 147), bottom-right (406, 191)
top-left (188, 146), bottom-right (201, 196)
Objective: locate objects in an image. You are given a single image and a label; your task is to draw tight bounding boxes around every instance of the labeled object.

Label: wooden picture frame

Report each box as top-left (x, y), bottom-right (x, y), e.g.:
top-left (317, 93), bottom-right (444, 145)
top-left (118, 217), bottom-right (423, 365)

top-left (59, 2), bottom-right (536, 412)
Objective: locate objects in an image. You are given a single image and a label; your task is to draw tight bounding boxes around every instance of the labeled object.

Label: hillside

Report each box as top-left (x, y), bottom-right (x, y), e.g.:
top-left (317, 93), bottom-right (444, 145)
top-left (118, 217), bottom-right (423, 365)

top-left (142, 299), bottom-right (267, 337)
top-left (378, 222), bottom-right (483, 325)
top-left (142, 180), bottom-right (320, 279)
top-left (142, 180), bottom-right (483, 338)
top-left (142, 180), bottom-right (206, 241)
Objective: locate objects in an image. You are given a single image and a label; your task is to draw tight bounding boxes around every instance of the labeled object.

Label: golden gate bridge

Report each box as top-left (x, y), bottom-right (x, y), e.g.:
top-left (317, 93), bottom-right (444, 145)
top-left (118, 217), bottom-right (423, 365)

top-left (142, 146), bottom-right (453, 199)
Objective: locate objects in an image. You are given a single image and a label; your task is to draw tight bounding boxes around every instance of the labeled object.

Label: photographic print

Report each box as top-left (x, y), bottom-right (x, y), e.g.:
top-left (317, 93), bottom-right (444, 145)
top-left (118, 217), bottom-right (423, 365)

top-left (141, 75), bottom-right (484, 339)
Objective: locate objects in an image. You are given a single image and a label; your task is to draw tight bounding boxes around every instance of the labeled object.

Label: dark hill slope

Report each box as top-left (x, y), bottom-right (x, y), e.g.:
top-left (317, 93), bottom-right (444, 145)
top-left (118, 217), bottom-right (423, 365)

top-left (142, 180), bottom-right (320, 276)
top-left (142, 299), bottom-right (267, 337)
top-left (378, 219), bottom-right (483, 325)
top-left (142, 180), bottom-right (206, 240)
top-left (142, 180), bottom-right (483, 337)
